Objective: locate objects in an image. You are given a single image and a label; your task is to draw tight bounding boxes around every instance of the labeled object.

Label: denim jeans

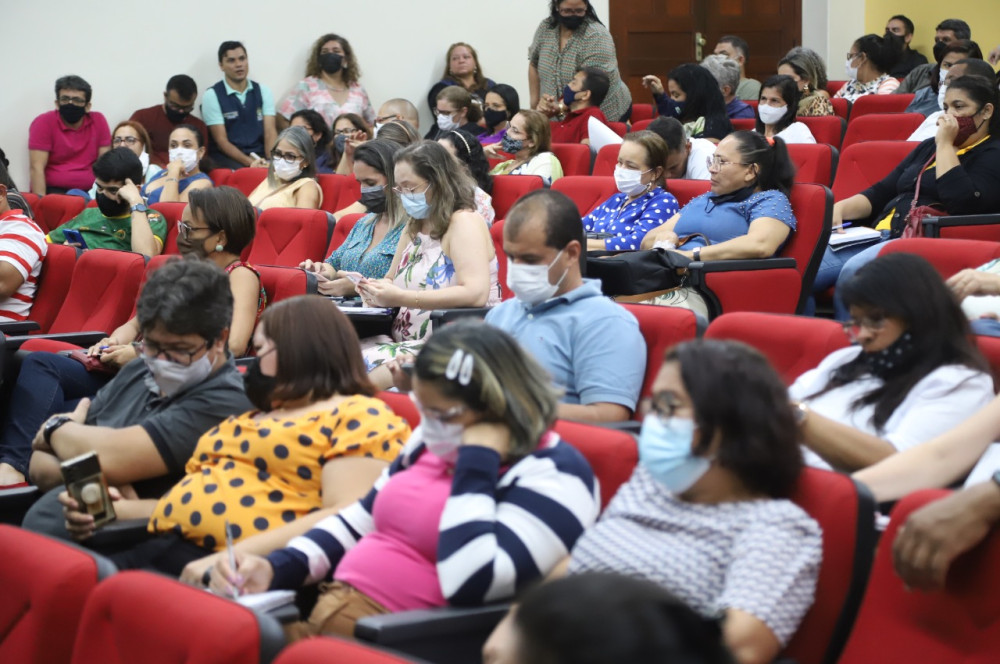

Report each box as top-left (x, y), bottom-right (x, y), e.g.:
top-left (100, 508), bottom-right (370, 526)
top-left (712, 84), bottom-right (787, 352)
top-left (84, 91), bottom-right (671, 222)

top-left (971, 318), bottom-right (1000, 337)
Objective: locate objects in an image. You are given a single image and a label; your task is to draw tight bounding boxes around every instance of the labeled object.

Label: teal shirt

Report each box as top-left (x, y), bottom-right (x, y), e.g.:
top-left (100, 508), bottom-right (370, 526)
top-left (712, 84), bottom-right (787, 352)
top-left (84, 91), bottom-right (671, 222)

top-left (325, 213), bottom-right (404, 278)
top-left (48, 206), bottom-right (167, 253)
top-left (201, 79), bottom-right (275, 126)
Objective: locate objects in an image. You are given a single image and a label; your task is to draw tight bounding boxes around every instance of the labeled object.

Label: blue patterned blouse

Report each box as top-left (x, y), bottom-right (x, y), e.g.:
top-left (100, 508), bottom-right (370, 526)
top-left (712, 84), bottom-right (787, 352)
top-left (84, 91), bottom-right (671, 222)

top-left (582, 188), bottom-right (680, 250)
top-left (325, 213), bottom-right (404, 279)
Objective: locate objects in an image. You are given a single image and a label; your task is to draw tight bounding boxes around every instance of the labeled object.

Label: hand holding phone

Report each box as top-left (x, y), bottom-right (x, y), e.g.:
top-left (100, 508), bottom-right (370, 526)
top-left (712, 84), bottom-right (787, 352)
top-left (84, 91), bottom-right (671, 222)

top-left (62, 229), bottom-right (89, 250)
top-left (60, 452), bottom-right (116, 529)
top-left (341, 271), bottom-right (367, 285)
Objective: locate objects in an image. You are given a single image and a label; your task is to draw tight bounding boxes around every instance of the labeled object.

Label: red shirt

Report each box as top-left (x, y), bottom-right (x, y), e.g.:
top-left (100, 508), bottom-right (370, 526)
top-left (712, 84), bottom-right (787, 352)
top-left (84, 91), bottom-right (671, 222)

top-left (128, 105), bottom-right (210, 167)
top-left (550, 107), bottom-right (607, 144)
top-left (28, 110), bottom-right (111, 191)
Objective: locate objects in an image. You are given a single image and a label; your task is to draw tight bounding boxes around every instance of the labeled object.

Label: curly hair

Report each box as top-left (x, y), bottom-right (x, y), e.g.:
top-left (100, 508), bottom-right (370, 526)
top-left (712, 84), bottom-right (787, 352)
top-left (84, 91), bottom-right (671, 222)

top-left (305, 33), bottom-right (361, 85)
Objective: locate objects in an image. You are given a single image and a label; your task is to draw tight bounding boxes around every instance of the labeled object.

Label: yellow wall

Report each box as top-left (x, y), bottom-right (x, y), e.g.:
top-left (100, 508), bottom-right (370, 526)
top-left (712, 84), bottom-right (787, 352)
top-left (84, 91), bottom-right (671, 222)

top-left (865, 1), bottom-right (999, 70)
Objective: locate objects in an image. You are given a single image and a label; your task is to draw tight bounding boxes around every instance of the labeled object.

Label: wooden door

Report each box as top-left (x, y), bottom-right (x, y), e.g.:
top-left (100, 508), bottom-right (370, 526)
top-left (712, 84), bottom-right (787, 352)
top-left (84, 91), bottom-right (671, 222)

top-left (610, 0), bottom-right (802, 104)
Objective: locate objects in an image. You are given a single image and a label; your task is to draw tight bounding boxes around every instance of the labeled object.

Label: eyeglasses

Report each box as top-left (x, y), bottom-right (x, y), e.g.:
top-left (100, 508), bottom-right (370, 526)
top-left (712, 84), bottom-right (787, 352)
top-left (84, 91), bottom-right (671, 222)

top-left (393, 183), bottom-right (431, 195)
top-left (112, 136), bottom-right (141, 147)
top-left (411, 394), bottom-right (467, 422)
top-left (642, 392), bottom-right (687, 422)
top-left (165, 100), bottom-right (195, 113)
top-left (57, 96), bottom-right (87, 106)
top-left (846, 52), bottom-right (860, 61)
top-left (842, 315), bottom-right (887, 341)
top-left (177, 221), bottom-right (216, 238)
top-left (433, 108), bottom-right (459, 118)
top-left (133, 339), bottom-right (209, 366)
top-left (94, 183), bottom-right (122, 196)
top-left (706, 155), bottom-right (750, 170)
top-left (333, 127), bottom-right (357, 136)
top-left (558, 8), bottom-right (587, 16)
top-left (374, 114), bottom-right (400, 124)
top-left (270, 150), bottom-right (302, 164)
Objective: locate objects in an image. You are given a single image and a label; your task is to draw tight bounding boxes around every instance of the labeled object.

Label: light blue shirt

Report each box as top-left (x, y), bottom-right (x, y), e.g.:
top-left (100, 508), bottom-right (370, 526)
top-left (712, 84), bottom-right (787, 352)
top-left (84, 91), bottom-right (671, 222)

top-left (485, 279), bottom-right (646, 409)
top-left (201, 79), bottom-right (276, 126)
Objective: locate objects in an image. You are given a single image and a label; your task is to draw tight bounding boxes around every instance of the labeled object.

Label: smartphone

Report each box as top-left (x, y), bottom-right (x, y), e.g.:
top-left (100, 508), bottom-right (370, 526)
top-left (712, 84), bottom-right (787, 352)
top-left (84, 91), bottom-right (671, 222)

top-left (342, 271), bottom-right (366, 285)
top-left (61, 452), bottom-right (116, 528)
top-left (62, 229), bottom-right (89, 249)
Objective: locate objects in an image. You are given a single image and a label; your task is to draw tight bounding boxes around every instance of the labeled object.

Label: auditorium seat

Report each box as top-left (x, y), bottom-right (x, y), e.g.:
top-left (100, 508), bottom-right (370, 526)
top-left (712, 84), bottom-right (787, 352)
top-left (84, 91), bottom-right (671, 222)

top-left (630, 119), bottom-right (653, 132)
top-left (832, 141), bottom-right (918, 202)
top-left (799, 115), bottom-right (847, 150)
top-left (257, 264), bottom-right (318, 304)
top-left (490, 219), bottom-right (510, 300)
top-left (208, 168), bottom-right (233, 187)
top-left (150, 202), bottom-right (186, 255)
top-left (591, 143), bottom-right (619, 176)
top-left (19, 191), bottom-right (41, 212)
top-left (553, 419), bottom-right (638, 509)
top-left (274, 638), bottom-right (422, 664)
top-left (0, 242), bottom-right (77, 336)
top-left (630, 103), bottom-right (656, 123)
top-left (830, 97), bottom-right (851, 121)
top-left (849, 93), bottom-right (916, 120)
top-left (665, 178), bottom-right (711, 206)
top-left (731, 118), bottom-right (755, 131)
top-left (550, 143), bottom-right (592, 177)
top-left (878, 238), bottom-right (1000, 280)
top-left (490, 175), bottom-right (544, 220)
top-left (327, 212), bottom-right (365, 254)
top-left (552, 176), bottom-right (618, 217)
top-left (377, 390), bottom-right (420, 428)
top-left (620, 303), bottom-right (703, 405)
top-left (841, 113), bottom-right (924, 150)
top-left (922, 213), bottom-right (1000, 242)
top-left (606, 121), bottom-right (628, 138)
top-left (788, 143), bottom-right (838, 186)
top-left (34, 194), bottom-right (86, 233)
top-left (247, 208), bottom-right (333, 266)
top-left (316, 173), bottom-right (345, 214)
top-left (226, 167), bottom-right (269, 197)
top-left (826, 80), bottom-right (848, 96)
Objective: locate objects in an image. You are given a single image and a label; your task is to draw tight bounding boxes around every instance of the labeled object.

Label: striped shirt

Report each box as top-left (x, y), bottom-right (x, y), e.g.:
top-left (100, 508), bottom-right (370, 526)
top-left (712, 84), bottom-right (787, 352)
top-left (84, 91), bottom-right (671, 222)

top-left (0, 209), bottom-right (46, 322)
top-left (267, 431), bottom-right (600, 607)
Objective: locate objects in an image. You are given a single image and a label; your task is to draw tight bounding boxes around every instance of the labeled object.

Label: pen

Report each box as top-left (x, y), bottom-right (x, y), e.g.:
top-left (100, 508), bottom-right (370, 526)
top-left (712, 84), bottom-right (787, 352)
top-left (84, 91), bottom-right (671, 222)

top-left (225, 519), bottom-right (239, 599)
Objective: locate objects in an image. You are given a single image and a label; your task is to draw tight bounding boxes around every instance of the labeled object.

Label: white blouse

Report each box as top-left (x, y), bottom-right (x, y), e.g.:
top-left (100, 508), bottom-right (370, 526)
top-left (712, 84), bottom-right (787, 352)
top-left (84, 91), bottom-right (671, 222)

top-left (776, 122), bottom-right (816, 145)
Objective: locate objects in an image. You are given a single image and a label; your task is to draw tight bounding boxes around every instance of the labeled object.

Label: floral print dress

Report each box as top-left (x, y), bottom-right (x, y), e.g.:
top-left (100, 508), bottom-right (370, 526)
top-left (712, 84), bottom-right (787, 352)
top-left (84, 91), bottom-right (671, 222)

top-left (361, 232), bottom-right (500, 369)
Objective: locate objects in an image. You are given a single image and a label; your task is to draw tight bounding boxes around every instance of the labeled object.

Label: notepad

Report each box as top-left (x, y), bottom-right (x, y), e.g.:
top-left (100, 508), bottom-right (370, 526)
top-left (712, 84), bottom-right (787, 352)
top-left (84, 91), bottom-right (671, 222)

top-left (236, 590), bottom-right (296, 612)
top-left (828, 226), bottom-right (881, 249)
top-left (338, 306), bottom-right (394, 315)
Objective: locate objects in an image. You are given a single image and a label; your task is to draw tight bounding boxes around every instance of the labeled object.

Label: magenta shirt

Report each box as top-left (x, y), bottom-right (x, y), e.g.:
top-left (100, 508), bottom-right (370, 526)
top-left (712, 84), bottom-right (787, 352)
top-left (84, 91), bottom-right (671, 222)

top-left (28, 110), bottom-right (111, 191)
top-left (335, 452), bottom-right (453, 611)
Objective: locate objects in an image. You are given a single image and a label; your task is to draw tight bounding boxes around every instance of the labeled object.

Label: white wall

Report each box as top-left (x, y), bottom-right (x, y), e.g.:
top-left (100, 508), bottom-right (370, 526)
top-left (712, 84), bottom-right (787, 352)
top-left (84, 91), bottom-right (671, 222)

top-left (1, 0), bottom-right (609, 188)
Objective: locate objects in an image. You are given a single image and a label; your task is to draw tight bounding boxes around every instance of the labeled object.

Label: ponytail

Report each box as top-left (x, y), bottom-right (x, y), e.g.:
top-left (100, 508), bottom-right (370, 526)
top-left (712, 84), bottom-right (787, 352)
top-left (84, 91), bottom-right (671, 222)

top-left (729, 130), bottom-right (796, 196)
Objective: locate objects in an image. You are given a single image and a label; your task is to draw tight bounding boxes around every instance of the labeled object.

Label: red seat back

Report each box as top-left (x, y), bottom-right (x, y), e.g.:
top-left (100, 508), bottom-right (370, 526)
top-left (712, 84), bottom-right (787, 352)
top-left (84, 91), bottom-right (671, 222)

top-left (838, 489), bottom-right (1000, 664)
top-left (619, 303), bottom-right (701, 406)
top-left (335, 175), bottom-right (362, 212)
top-left (842, 113), bottom-right (924, 150)
top-left (226, 167), bottom-right (269, 196)
top-left (630, 103), bottom-right (656, 123)
top-left (799, 115), bottom-right (846, 150)
top-left (20, 191), bottom-right (41, 211)
top-left (150, 202), bottom-right (186, 255)
top-left (592, 143), bottom-right (619, 177)
top-left (316, 174), bottom-right (344, 214)
top-left (731, 118), bottom-right (756, 131)
top-left (0, 526), bottom-right (113, 664)
top-left (705, 312), bottom-right (849, 384)
top-left (257, 264), bottom-right (311, 304)
top-left (664, 179), bottom-right (711, 207)
top-left (630, 119), bottom-right (654, 132)
top-left (746, 99), bottom-right (759, 111)
top-left (34, 194), bottom-right (86, 233)
top-left (25, 243), bottom-right (78, 334)
top-left (490, 220), bottom-right (510, 300)
top-left (832, 141), bottom-right (918, 202)
top-left (830, 97), bottom-right (851, 121)
top-left (786, 183), bottom-right (833, 296)
top-left (550, 143), bottom-right (592, 177)
top-left (328, 213), bottom-right (364, 254)
top-left (826, 81), bottom-right (848, 96)
top-left (71, 570), bottom-right (283, 664)
top-left (553, 419), bottom-right (638, 509)
top-left (208, 169), bottom-right (232, 186)
top-left (849, 93), bottom-right (916, 120)
top-left (788, 143), bottom-right (838, 186)
top-left (49, 250), bottom-right (146, 335)
top-left (377, 391), bottom-right (421, 428)
top-left (248, 208), bottom-right (331, 266)
top-left (552, 176), bottom-right (618, 217)
top-left (606, 121), bottom-right (627, 138)
top-left (491, 175), bottom-right (544, 220)
top-left (275, 637), bottom-right (419, 664)
top-left (878, 238), bottom-right (1000, 280)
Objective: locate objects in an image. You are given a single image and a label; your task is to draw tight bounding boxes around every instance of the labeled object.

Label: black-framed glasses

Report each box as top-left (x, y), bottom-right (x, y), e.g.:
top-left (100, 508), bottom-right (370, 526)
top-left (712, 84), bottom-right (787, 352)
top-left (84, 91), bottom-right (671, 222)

top-left (842, 316), bottom-right (887, 341)
top-left (58, 95), bottom-right (87, 106)
top-left (177, 221), bottom-right (216, 238)
top-left (270, 150), bottom-right (302, 164)
top-left (112, 136), bottom-right (141, 147)
top-left (641, 392), bottom-right (687, 422)
top-left (134, 339), bottom-right (209, 366)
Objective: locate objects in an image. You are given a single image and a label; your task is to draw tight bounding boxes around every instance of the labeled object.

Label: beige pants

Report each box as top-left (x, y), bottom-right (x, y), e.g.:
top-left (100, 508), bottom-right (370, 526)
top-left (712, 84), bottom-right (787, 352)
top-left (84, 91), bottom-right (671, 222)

top-left (284, 581), bottom-right (390, 642)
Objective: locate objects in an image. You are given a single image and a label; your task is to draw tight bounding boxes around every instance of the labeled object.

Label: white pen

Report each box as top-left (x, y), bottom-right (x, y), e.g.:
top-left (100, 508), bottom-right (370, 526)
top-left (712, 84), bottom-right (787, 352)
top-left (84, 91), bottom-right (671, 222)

top-left (225, 519), bottom-right (239, 599)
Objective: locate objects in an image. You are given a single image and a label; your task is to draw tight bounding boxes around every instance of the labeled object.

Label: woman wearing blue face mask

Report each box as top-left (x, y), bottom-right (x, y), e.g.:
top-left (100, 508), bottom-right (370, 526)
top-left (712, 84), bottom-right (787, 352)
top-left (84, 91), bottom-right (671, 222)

top-left (355, 141), bottom-right (502, 390)
top-left (642, 64), bottom-right (733, 142)
top-left (209, 320), bottom-right (600, 639)
top-left (565, 339), bottom-right (822, 664)
top-left (247, 126), bottom-right (322, 210)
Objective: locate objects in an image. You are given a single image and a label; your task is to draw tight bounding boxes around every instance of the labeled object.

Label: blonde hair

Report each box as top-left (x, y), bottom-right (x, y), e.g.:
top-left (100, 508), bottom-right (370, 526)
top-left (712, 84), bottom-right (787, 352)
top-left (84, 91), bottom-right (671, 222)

top-left (516, 109), bottom-right (551, 157)
top-left (395, 141), bottom-right (475, 240)
top-left (621, 130), bottom-right (668, 187)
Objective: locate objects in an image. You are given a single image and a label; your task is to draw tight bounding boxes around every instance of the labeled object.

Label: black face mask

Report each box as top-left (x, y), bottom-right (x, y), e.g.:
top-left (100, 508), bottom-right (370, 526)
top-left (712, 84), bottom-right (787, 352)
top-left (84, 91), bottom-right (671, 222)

top-left (558, 14), bottom-right (585, 30)
top-left (483, 108), bottom-right (508, 130)
top-left (96, 192), bottom-right (130, 218)
top-left (360, 186), bottom-right (387, 214)
top-left (164, 106), bottom-right (189, 123)
top-left (933, 40), bottom-right (948, 64)
top-left (59, 103), bottom-right (87, 125)
top-left (243, 358), bottom-right (277, 412)
top-left (319, 53), bottom-right (344, 74)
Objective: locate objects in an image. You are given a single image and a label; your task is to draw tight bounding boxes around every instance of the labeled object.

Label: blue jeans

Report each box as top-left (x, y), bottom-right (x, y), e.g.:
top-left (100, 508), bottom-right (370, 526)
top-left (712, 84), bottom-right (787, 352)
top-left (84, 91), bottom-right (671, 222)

top-left (811, 231), bottom-right (892, 320)
top-left (0, 353), bottom-right (110, 474)
top-left (971, 318), bottom-right (1000, 337)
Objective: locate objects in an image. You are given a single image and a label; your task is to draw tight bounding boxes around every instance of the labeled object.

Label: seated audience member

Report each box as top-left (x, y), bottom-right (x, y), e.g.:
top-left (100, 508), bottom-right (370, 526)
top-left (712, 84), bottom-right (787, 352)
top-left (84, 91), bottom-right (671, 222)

top-left (483, 573), bottom-right (736, 664)
top-left (814, 76), bottom-right (1000, 313)
top-left (584, 131), bottom-right (679, 250)
top-left (778, 47), bottom-right (835, 117)
top-left (202, 41), bottom-right (276, 170)
top-left (0, 148), bottom-right (36, 219)
top-left (129, 75), bottom-right (209, 168)
top-left (487, 109), bottom-right (565, 186)
top-left (331, 112), bottom-right (374, 176)
top-left (425, 86), bottom-right (487, 141)
top-left (714, 35), bottom-right (761, 100)
top-left (835, 32), bottom-right (903, 102)
top-left (107, 121), bottom-right (161, 188)
top-left (373, 98), bottom-right (421, 133)
top-left (485, 189), bottom-right (646, 423)
top-left (948, 251), bottom-right (1000, 337)
top-left (643, 64), bottom-right (733, 142)
top-left (563, 339), bottom-right (822, 664)
top-left (791, 253), bottom-right (993, 473)
top-left (896, 18), bottom-right (973, 94)
top-left (480, 84), bottom-right (520, 146)
top-left (277, 34), bottom-right (375, 129)
top-left (289, 109), bottom-right (334, 173)
top-left (210, 320), bottom-right (600, 638)
top-left (640, 132), bottom-right (797, 317)
top-left (372, 120), bottom-right (421, 149)
top-left (141, 125), bottom-right (213, 204)
top-left (438, 129), bottom-right (496, 225)
top-left (546, 67), bottom-right (610, 145)
top-left (756, 75), bottom-right (816, 144)
top-left (0, 176), bottom-right (45, 326)
top-left (906, 40), bottom-right (983, 117)
top-left (886, 14), bottom-right (929, 78)
top-left (63, 296), bottom-right (408, 575)
top-left (248, 126), bottom-right (322, 210)
top-left (647, 117), bottom-right (714, 180)
top-left (908, 61), bottom-right (997, 142)
top-left (427, 42), bottom-right (496, 113)
top-left (29, 75), bottom-right (111, 195)
top-left (701, 55), bottom-right (754, 120)
top-left (47, 148), bottom-right (166, 256)
top-left (301, 141), bottom-right (406, 296)
top-left (17, 260), bottom-right (253, 539)
top-left (357, 141), bottom-right (500, 388)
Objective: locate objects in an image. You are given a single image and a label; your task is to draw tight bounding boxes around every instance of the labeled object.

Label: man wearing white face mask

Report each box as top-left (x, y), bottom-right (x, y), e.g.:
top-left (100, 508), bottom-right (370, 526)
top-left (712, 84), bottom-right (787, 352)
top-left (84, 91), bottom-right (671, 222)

top-left (16, 260), bottom-right (253, 543)
top-left (485, 190), bottom-right (646, 423)
top-left (908, 60), bottom-right (996, 142)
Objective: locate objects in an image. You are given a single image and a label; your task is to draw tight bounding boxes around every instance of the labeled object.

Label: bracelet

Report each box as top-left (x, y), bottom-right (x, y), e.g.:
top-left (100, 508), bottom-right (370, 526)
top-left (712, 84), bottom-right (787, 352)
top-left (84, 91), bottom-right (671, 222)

top-left (165, 178), bottom-right (179, 183)
top-left (414, 291), bottom-right (420, 309)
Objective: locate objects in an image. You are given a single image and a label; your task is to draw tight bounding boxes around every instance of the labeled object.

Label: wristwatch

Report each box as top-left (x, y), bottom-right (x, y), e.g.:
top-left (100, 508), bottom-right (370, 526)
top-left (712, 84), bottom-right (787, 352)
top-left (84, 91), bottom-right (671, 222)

top-left (792, 401), bottom-right (810, 426)
top-left (693, 247), bottom-right (702, 262)
top-left (43, 415), bottom-right (73, 447)
top-left (130, 203), bottom-right (148, 214)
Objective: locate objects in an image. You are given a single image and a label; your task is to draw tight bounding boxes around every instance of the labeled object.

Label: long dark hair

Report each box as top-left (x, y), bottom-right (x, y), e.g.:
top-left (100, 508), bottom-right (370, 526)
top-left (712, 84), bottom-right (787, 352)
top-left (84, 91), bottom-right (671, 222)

top-left (545, 0), bottom-right (602, 27)
top-left (853, 33), bottom-right (903, 75)
top-left (667, 64), bottom-right (732, 131)
top-left (947, 75), bottom-right (1000, 136)
top-left (726, 131), bottom-right (796, 196)
top-left (755, 75), bottom-right (800, 135)
top-left (816, 253), bottom-right (987, 431)
top-left (440, 129), bottom-right (494, 194)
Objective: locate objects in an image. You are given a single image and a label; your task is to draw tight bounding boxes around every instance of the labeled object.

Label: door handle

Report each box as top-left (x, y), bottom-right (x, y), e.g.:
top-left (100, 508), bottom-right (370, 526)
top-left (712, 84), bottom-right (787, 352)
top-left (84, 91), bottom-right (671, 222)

top-left (695, 32), bottom-right (707, 61)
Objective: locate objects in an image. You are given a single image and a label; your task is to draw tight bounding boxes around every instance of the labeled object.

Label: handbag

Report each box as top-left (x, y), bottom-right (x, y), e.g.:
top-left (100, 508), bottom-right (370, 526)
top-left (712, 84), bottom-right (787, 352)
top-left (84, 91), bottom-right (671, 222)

top-left (900, 155), bottom-right (946, 239)
top-left (586, 248), bottom-right (693, 296)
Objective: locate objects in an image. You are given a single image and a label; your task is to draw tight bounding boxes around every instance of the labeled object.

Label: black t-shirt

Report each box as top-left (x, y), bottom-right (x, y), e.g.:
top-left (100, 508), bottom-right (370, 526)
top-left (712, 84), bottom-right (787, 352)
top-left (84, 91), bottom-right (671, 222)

top-left (891, 48), bottom-right (929, 79)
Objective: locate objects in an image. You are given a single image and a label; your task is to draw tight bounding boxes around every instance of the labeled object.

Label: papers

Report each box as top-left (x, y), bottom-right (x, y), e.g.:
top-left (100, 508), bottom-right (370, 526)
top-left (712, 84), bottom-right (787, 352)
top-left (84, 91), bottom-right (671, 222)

top-left (236, 590), bottom-right (296, 612)
top-left (828, 226), bottom-right (881, 249)
top-left (964, 443), bottom-right (1000, 489)
top-left (337, 306), bottom-right (394, 315)
top-left (588, 116), bottom-right (623, 152)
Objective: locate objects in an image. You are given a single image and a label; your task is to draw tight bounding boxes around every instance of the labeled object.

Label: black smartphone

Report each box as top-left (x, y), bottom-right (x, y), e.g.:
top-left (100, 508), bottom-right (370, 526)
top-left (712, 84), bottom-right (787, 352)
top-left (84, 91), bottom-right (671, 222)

top-left (60, 452), bottom-right (116, 528)
top-left (62, 229), bottom-right (89, 249)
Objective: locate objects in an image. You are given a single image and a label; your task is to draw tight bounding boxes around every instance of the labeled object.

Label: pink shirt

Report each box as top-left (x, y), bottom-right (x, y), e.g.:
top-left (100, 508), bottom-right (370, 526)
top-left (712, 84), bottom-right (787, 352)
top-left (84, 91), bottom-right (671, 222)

top-left (277, 78), bottom-right (376, 127)
top-left (28, 110), bottom-right (111, 191)
top-left (335, 452), bottom-right (452, 611)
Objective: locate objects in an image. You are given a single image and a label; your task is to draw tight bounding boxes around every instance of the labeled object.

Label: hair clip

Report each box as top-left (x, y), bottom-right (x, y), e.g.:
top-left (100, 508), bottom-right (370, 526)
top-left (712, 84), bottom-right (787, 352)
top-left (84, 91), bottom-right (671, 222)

top-left (445, 349), bottom-right (474, 386)
top-left (450, 130), bottom-right (471, 156)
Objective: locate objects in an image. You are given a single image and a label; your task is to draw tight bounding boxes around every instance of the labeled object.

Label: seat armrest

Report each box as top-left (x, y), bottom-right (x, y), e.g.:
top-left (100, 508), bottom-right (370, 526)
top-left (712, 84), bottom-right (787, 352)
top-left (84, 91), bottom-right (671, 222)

top-left (0, 321), bottom-right (41, 335)
top-left (3, 331), bottom-right (108, 352)
top-left (688, 257), bottom-right (797, 276)
top-left (356, 603), bottom-right (509, 661)
top-left (923, 214), bottom-right (1000, 239)
top-left (429, 308), bottom-right (491, 327)
top-left (594, 420), bottom-right (642, 434)
top-left (88, 518), bottom-right (153, 549)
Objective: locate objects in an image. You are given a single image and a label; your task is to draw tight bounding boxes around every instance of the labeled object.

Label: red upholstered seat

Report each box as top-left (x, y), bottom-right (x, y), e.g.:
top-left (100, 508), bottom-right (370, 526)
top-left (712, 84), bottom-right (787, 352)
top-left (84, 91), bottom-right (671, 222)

top-left (150, 202), bottom-right (186, 255)
top-left (490, 175), bottom-right (544, 219)
top-left (832, 141), bottom-right (918, 202)
top-left (0, 525), bottom-right (114, 664)
top-left (788, 143), bottom-right (838, 186)
top-left (630, 119), bottom-right (653, 132)
top-left (878, 238), bottom-right (1000, 280)
top-left (591, 143), bottom-right (619, 177)
top-left (830, 97), bottom-right (851, 121)
top-left (318, 173), bottom-right (361, 213)
top-left (377, 390), bottom-right (421, 428)
top-left (34, 194), bottom-right (86, 233)
top-left (552, 176), bottom-right (618, 217)
top-left (226, 167), bottom-right (269, 196)
top-left (257, 264), bottom-right (315, 304)
top-left (70, 570), bottom-right (284, 664)
top-left (489, 220), bottom-right (510, 300)
top-left (665, 178), bottom-right (711, 206)
top-left (838, 489), bottom-right (1000, 663)
top-left (849, 93), bottom-right (916, 120)
top-left (328, 213), bottom-right (364, 254)
top-left (619, 303), bottom-right (702, 405)
top-left (21, 242), bottom-right (78, 335)
top-left (553, 419), bottom-right (637, 509)
top-left (799, 115), bottom-right (847, 150)
top-left (826, 80), bottom-right (848, 96)
top-left (606, 121), bottom-right (627, 137)
top-left (841, 113), bottom-right (924, 150)
top-left (550, 143), bottom-right (592, 177)
top-left (275, 637), bottom-right (420, 664)
top-left (248, 208), bottom-right (331, 266)
top-left (731, 118), bottom-right (755, 131)
top-left (208, 168), bottom-right (233, 186)
top-left (630, 103), bottom-right (656, 122)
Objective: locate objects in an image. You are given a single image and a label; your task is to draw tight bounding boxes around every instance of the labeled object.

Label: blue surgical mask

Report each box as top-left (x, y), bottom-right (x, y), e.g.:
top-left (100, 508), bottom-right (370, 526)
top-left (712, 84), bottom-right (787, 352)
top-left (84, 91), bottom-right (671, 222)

top-left (563, 84), bottom-right (577, 106)
top-left (399, 190), bottom-right (431, 219)
top-left (638, 415), bottom-right (711, 494)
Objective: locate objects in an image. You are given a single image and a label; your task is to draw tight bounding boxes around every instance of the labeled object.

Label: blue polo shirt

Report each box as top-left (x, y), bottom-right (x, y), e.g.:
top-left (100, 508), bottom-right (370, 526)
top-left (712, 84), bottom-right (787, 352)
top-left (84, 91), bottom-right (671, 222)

top-left (485, 279), bottom-right (646, 410)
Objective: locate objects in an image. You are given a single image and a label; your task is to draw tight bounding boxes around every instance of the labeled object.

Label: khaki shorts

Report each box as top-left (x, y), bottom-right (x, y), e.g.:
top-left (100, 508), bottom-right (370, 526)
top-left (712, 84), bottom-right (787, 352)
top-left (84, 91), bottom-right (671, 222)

top-left (284, 581), bottom-right (390, 642)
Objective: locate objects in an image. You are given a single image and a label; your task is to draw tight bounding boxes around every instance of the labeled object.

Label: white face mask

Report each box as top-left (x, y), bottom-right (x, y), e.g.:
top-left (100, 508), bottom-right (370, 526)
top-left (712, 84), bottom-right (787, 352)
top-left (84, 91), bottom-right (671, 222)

top-left (937, 85), bottom-right (948, 111)
top-left (939, 67), bottom-right (949, 83)
top-left (273, 158), bottom-right (303, 181)
top-left (373, 123), bottom-right (384, 137)
top-left (418, 420), bottom-right (465, 464)
top-left (758, 104), bottom-right (788, 125)
top-left (168, 147), bottom-right (199, 173)
top-left (437, 113), bottom-right (460, 132)
top-left (142, 352), bottom-right (213, 397)
top-left (614, 165), bottom-right (653, 197)
top-left (845, 59), bottom-right (859, 80)
top-left (139, 150), bottom-right (150, 173)
top-left (506, 248), bottom-right (567, 307)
